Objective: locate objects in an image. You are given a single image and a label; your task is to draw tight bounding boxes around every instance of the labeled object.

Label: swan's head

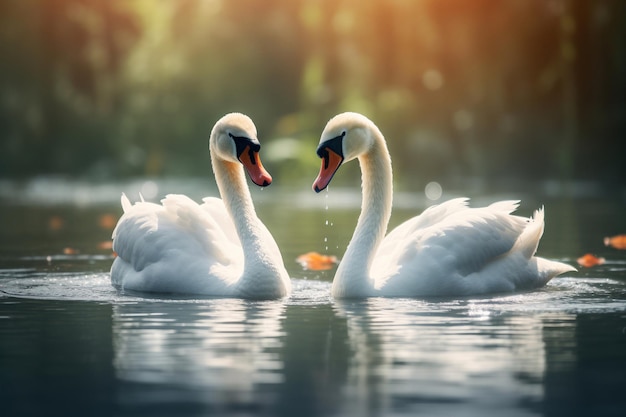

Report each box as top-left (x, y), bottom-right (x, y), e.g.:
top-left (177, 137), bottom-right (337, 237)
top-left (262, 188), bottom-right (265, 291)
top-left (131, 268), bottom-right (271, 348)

top-left (313, 112), bottom-right (376, 193)
top-left (210, 113), bottom-right (272, 187)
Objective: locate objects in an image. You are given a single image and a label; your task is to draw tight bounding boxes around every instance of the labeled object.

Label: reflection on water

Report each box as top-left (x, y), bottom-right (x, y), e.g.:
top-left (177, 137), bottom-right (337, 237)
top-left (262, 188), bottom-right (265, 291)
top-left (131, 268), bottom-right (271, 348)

top-left (112, 296), bottom-right (562, 415)
top-left (108, 293), bottom-right (351, 416)
top-left (334, 299), bottom-right (565, 416)
top-left (1, 273), bottom-right (625, 416)
top-left (112, 300), bottom-right (287, 410)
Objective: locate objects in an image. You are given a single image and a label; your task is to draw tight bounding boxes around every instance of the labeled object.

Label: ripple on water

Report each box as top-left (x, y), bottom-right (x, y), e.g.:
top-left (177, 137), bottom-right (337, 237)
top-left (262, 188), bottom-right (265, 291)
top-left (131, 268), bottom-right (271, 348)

top-left (0, 266), bottom-right (623, 314)
top-left (0, 270), bottom-right (333, 306)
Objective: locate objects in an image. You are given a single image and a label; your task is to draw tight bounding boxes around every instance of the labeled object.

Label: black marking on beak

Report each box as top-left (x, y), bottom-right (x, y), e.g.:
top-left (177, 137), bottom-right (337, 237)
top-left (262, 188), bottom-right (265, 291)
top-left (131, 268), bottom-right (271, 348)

top-left (316, 132), bottom-right (345, 168)
top-left (230, 133), bottom-right (261, 164)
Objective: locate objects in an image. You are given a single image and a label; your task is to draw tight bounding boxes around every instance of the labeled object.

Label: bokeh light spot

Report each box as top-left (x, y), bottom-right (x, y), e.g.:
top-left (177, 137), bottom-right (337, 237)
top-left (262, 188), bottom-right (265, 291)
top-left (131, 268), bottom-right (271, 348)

top-left (422, 69), bottom-right (444, 91)
top-left (425, 181), bottom-right (442, 201)
top-left (141, 181), bottom-right (158, 200)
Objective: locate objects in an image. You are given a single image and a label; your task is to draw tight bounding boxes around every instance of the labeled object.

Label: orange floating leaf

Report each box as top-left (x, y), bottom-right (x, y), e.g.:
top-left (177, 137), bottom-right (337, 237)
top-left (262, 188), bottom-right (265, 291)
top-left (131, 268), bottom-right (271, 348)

top-left (576, 253), bottom-right (605, 268)
top-left (97, 240), bottom-right (113, 250)
top-left (48, 215), bottom-right (64, 231)
top-left (604, 234), bottom-right (626, 250)
top-left (99, 213), bottom-right (117, 230)
top-left (296, 251), bottom-right (338, 271)
top-left (63, 247), bottom-right (79, 255)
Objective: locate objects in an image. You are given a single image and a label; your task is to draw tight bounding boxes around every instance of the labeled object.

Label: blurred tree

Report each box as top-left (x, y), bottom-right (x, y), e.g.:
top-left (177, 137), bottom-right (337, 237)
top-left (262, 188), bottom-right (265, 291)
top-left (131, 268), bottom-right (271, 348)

top-left (0, 0), bottom-right (623, 187)
top-left (0, 0), bottom-right (140, 177)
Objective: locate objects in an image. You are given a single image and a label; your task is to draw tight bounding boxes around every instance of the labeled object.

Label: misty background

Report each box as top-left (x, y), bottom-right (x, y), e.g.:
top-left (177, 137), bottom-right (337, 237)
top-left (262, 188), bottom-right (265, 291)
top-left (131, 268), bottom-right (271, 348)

top-left (1, 0), bottom-right (624, 193)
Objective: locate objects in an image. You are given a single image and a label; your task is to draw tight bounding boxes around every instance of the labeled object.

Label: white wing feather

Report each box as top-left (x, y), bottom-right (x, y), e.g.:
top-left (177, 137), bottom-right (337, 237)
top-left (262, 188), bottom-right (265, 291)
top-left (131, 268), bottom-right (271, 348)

top-left (371, 199), bottom-right (572, 296)
top-left (111, 194), bottom-right (243, 294)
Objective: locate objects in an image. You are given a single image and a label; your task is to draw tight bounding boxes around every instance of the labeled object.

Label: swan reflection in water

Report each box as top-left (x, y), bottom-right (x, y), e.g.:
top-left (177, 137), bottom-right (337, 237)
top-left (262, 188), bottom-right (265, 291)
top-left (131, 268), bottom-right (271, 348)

top-left (110, 295), bottom-right (351, 414)
top-left (332, 297), bottom-right (577, 416)
top-left (110, 293), bottom-right (580, 415)
top-left (112, 299), bottom-right (287, 407)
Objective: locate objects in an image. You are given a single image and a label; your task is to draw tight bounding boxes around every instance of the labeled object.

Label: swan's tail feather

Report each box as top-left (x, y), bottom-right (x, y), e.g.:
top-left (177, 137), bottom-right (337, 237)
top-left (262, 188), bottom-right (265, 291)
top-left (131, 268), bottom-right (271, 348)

top-left (536, 257), bottom-right (577, 285)
top-left (528, 207), bottom-right (545, 258)
top-left (518, 206), bottom-right (576, 285)
top-left (517, 207), bottom-right (545, 259)
top-left (512, 206), bottom-right (545, 259)
top-left (488, 200), bottom-right (520, 214)
top-left (113, 193), bottom-right (132, 240)
top-left (121, 193), bottom-right (132, 212)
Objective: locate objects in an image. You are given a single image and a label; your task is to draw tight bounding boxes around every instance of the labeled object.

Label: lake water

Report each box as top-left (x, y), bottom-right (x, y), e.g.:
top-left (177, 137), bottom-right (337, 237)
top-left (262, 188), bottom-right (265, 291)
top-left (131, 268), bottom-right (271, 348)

top-left (1, 178), bottom-right (625, 417)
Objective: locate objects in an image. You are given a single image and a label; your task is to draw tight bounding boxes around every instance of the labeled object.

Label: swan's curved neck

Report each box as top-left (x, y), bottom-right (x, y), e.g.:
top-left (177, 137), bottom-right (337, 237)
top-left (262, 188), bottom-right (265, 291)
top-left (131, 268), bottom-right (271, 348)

top-left (332, 131), bottom-right (393, 297)
top-left (211, 154), bottom-right (271, 284)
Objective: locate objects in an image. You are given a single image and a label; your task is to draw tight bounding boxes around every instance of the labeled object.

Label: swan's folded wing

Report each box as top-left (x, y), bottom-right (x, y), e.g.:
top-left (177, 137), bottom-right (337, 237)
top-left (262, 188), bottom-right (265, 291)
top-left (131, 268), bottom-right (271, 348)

top-left (113, 194), bottom-right (242, 273)
top-left (373, 199), bottom-right (466, 280)
top-left (420, 208), bottom-right (527, 277)
top-left (373, 202), bottom-right (529, 290)
top-left (376, 198), bottom-right (472, 262)
top-left (201, 196), bottom-right (239, 247)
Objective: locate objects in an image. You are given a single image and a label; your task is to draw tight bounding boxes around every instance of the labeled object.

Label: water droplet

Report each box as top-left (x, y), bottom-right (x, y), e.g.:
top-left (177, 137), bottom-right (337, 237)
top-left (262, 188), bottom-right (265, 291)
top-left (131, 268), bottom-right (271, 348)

top-left (325, 187), bottom-right (329, 210)
top-left (325, 220), bottom-right (328, 226)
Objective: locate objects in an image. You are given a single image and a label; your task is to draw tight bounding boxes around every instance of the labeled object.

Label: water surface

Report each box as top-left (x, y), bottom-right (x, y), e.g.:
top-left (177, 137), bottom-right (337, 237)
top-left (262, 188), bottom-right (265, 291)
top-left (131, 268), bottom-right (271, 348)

top-left (1, 178), bottom-right (625, 416)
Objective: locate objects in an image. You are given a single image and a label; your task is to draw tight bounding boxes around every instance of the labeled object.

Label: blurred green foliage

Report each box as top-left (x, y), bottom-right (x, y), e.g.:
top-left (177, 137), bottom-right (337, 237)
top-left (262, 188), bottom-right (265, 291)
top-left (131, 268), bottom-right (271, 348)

top-left (0, 0), bottom-right (624, 187)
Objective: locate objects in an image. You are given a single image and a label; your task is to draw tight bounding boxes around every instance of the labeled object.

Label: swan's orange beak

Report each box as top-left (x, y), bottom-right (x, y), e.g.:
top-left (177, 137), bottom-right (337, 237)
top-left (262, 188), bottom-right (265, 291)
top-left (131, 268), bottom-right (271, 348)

top-left (239, 146), bottom-right (272, 187)
top-left (313, 147), bottom-right (343, 193)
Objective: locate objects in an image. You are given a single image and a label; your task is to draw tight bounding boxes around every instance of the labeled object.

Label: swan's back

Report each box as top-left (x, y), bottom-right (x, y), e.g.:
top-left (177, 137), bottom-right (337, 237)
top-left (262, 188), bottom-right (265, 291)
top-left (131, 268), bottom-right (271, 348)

top-left (372, 199), bottom-right (575, 296)
top-left (111, 194), bottom-right (243, 294)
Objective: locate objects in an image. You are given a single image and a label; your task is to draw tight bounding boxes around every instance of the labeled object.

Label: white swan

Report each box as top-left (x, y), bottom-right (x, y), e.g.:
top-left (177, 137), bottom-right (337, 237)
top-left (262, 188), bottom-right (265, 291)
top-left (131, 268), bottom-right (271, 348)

top-left (111, 113), bottom-right (291, 299)
top-left (313, 112), bottom-right (575, 298)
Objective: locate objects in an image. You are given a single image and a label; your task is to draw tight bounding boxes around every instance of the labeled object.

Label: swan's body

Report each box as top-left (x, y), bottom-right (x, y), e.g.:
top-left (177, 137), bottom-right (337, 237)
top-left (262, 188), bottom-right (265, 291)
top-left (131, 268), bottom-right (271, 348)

top-left (313, 112), bottom-right (575, 298)
top-left (111, 113), bottom-right (291, 299)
